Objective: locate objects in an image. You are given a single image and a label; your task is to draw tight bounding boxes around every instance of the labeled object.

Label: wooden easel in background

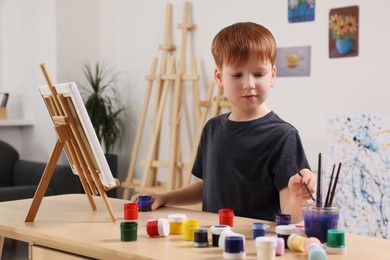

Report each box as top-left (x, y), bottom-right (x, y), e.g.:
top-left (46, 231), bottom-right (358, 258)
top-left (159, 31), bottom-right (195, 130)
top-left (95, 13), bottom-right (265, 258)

top-left (121, 2), bottom-right (230, 200)
top-left (25, 64), bottom-right (117, 222)
top-left (121, 2), bottom-right (199, 198)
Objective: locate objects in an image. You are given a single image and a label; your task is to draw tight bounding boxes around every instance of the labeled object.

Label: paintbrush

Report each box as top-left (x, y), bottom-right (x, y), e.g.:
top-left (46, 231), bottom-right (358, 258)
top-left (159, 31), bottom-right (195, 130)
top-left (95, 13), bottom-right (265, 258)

top-left (324, 164), bottom-right (336, 207)
top-left (316, 153), bottom-right (322, 207)
top-left (297, 168), bottom-right (315, 202)
top-left (328, 162), bottom-right (342, 207)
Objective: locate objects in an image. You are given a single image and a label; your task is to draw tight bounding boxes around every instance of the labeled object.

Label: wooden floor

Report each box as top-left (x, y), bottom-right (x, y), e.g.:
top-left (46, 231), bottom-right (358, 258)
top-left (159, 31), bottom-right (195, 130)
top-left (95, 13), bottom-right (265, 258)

top-left (1, 238), bottom-right (28, 260)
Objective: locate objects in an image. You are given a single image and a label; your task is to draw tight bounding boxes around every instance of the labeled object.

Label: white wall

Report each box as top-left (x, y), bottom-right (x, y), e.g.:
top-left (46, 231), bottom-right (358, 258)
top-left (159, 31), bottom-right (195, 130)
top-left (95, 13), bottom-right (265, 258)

top-left (1, 0), bottom-right (389, 191)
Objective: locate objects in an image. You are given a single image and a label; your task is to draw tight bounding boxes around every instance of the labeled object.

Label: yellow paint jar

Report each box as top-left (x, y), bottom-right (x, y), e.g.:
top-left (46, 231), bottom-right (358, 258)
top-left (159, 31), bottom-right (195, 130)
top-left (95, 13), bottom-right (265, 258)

top-left (287, 234), bottom-right (307, 253)
top-left (183, 219), bottom-right (199, 241)
top-left (168, 214), bottom-right (187, 234)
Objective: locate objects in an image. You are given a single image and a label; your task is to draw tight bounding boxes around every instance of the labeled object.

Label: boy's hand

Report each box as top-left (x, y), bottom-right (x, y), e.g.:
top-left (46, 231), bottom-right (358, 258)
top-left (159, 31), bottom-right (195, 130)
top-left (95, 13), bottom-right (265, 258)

top-left (288, 168), bottom-right (316, 202)
top-left (130, 192), bottom-right (167, 211)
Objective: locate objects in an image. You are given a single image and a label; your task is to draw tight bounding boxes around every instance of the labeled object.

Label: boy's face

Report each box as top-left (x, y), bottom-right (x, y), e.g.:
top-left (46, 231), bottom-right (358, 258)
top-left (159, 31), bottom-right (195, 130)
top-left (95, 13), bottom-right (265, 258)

top-left (214, 55), bottom-right (276, 121)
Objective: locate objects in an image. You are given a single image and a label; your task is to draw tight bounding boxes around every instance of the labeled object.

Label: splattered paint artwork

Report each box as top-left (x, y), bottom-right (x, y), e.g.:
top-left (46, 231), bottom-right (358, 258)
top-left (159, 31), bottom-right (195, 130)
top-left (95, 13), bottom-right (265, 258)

top-left (327, 114), bottom-right (390, 238)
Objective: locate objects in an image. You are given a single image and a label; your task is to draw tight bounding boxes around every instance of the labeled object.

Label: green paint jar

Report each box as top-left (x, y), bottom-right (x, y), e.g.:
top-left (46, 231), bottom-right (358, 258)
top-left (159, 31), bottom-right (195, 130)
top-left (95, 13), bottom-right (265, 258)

top-left (120, 221), bottom-right (138, 242)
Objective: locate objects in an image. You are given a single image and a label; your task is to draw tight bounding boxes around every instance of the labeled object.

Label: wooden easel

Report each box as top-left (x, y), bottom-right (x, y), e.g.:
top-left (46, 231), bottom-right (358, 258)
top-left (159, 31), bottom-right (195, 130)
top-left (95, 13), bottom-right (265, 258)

top-left (184, 85), bottom-right (231, 186)
top-left (25, 64), bottom-right (117, 222)
top-left (122, 2), bottom-right (203, 198)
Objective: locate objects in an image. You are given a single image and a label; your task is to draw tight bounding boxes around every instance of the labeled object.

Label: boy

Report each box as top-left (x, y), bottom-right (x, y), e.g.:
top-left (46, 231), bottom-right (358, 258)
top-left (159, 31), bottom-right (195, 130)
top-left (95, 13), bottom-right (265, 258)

top-left (131, 22), bottom-right (315, 223)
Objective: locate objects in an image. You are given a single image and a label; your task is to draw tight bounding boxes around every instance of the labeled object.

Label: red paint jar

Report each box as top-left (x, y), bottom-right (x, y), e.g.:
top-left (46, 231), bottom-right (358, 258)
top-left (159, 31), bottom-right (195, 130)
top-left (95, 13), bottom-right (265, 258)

top-left (124, 203), bottom-right (138, 220)
top-left (146, 218), bottom-right (170, 237)
top-left (219, 208), bottom-right (234, 227)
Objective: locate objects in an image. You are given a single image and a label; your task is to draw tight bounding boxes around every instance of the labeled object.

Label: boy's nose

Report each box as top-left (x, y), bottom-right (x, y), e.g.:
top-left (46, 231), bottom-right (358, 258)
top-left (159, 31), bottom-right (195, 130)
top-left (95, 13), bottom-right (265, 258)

top-left (243, 76), bottom-right (255, 89)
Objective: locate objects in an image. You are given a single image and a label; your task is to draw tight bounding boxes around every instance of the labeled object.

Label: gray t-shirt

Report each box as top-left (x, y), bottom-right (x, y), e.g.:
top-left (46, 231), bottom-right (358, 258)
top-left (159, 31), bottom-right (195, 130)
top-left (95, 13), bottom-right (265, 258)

top-left (192, 111), bottom-right (310, 221)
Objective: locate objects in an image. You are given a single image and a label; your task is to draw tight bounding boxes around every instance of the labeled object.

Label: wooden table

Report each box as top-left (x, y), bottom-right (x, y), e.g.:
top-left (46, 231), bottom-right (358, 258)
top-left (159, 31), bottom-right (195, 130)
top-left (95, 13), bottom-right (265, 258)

top-left (0, 194), bottom-right (389, 259)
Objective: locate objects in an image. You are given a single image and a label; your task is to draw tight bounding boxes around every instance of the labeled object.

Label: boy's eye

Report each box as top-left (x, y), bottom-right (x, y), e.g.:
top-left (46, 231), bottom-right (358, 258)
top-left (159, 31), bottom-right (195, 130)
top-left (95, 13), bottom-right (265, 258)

top-left (232, 73), bottom-right (242, 78)
top-left (254, 72), bottom-right (265, 77)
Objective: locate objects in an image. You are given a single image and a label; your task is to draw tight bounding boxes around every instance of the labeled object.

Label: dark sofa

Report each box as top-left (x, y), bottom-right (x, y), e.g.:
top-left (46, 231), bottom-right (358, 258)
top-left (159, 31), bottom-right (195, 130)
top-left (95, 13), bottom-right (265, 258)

top-left (0, 139), bottom-right (83, 202)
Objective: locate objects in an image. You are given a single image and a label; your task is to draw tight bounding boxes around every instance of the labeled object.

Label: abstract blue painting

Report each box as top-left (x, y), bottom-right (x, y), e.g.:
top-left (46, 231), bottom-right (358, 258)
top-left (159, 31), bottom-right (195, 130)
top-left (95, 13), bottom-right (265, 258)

top-left (327, 114), bottom-right (390, 239)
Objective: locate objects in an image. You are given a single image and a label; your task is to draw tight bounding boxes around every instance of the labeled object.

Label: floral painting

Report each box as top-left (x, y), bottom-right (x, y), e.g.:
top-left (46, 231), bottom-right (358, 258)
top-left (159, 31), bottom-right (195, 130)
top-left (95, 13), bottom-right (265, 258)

top-left (288, 0), bottom-right (315, 23)
top-left (329, 6), bottom-right (359, 58)
top-left (327, 114), bottom-right (390, 239)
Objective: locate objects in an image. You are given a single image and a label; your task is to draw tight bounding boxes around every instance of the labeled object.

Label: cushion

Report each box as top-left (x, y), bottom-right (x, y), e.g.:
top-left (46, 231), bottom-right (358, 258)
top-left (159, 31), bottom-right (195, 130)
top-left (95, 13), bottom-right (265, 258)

top-left (0, 140), bottom-right (19, 187)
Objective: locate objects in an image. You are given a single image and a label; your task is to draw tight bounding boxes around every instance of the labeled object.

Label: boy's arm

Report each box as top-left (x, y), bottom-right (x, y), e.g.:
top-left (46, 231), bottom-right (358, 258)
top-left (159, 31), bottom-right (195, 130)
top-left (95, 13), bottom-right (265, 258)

top-left (279, 168), bottom-right (316, 223)
top-left (130, 179), bottom-right (203, 210)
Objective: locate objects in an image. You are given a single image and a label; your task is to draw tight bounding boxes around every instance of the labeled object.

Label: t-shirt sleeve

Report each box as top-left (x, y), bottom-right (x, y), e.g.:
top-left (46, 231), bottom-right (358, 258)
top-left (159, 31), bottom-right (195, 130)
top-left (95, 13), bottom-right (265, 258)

top-left (191, 128), bottom-right (205, 180)
top-left (272, 130), bottom-right (310, 191)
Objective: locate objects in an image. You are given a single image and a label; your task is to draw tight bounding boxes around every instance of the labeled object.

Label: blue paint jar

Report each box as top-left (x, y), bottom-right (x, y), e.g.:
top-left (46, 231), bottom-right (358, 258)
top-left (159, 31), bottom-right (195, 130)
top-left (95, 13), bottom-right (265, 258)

top-left (252, 222), bottom-right (270, 239)
top-left (223, 236), bottom-right (245, 259)
top-left (138, 195), bottom-right (152, 212)
top-left (275, 213), bottom-right (291, 226)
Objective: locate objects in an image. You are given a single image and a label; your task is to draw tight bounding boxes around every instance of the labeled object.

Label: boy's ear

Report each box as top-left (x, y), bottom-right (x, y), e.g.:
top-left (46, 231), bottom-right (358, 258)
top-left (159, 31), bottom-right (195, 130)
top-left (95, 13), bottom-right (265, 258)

top-left (271, 65), bottom-right (277, 86)
top-left (214, 67), bottom-right (223, 88)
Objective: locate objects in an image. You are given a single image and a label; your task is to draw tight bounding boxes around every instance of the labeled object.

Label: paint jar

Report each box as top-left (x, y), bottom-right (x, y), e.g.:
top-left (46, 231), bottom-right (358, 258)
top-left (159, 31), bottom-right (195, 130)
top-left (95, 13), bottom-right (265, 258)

top-left (255, 236), bottom-right (277, 260)
top-left (183, 219), bottom-right (200, 241)
top-left (194, 229), bottom-right (209, 247)
top-left (218, 229), bottom-right (245, 250)
top-left (219, 208), bottom-right (234, 227)
top-left (120, 221), bottom-right (137, 242)
top-left (275, 237), bottom-right (285, 256)
top-left (124, 202), bottom-right (138, 220)
top-left (146, 218), bottom-right (170, 237)
top-left (138, 195), bottom-right (152, 212)
top-left (287, 233), bottom-right (307, 252)
top-left (308, 244), bottom-right (327, 260)
top-left (326, 229), bottom-right (346, 254)
top-left (304, 237), bottom-right (326, 260)
top-left (275, 213), bottom-right (291, 226)
top-left (167, 214), bottom-right (187, 234)
top-left (275, 225), bottom-right (297, 248)
top-left (210, 225), bottom-right (231, 247)
top-left (252, 222), bottom-right (270, 239)
top-left (223, 236), bottom-right (245, 260)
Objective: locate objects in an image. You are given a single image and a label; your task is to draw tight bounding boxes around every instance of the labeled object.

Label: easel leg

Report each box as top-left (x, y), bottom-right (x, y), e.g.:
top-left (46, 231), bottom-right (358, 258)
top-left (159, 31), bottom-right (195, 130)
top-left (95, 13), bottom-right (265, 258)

top-left (25, 139), bottom-right (64, 222)
top-left (0, 236), bottom-right (4, 259)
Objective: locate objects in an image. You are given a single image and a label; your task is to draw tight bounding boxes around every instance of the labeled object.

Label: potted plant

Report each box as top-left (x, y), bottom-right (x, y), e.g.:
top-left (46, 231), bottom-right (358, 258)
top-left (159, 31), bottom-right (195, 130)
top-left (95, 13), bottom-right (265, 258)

top-left (80, 60), bottom-right (126, 196)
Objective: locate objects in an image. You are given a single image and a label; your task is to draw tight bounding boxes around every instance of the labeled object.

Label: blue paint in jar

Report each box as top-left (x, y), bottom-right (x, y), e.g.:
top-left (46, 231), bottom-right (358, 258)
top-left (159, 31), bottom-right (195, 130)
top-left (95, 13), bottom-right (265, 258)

top-left (138, 195), bottom-right (152, 212)
top-left (275, 213), bottom-right (291, 226)
top-left (252, 222), bottom-right (270, 239)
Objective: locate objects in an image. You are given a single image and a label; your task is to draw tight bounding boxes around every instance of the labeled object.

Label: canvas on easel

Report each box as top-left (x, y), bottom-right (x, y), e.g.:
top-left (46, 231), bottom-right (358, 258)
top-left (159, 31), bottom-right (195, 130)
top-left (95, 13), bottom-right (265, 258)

top-left (25, 64), bottom-right (119, 222)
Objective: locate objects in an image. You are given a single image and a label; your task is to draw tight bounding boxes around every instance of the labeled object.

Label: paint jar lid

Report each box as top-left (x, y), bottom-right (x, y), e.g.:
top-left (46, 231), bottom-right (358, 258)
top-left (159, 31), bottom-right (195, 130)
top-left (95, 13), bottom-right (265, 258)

top-left (219, 230), bottom-right (245, 250)
top-left (120, 221), bottom-right (137, 230)
top-left (183, 219), bottom-right (199, 228)
top-left (252, 222), bottom-right (270, 231)
top-left (210, 225), bottom-right (231, 235)
top-left (225, 236), bottom-right (244, 253)
top-left (275, 213), bottom-right (292, 225)
top-left (276, 237), bottom-right (285, 256)
top-left (326, 229), bottom-right (346, 254)
top-left (156, 218), bottom-right (170, 236)
top-left (308, 244), bottom-right (327, 260)
top-left (168, 214), bottom-right (187, 222)
top-left (120, 221), bottom-right (138, 242)
top-left (124, 202), bottom-right (138, 210)
top-left (218, 208), bottom-right (234, 216)
top-left (194, 229), bottom-right (209, 243)
top-left (255, 236), bottom-right (277, 248)
top-left (138, 195), bottom-right (151, 206)
top-left (275, 224), bottom-right (296, 235)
